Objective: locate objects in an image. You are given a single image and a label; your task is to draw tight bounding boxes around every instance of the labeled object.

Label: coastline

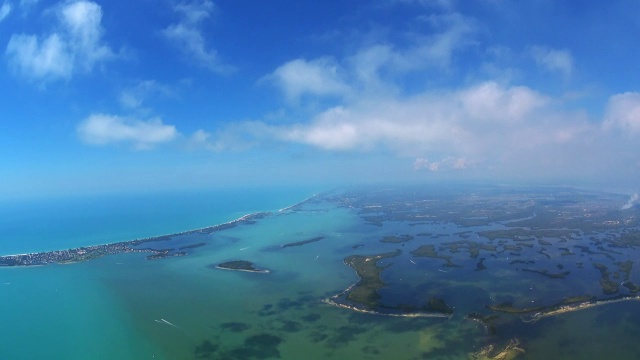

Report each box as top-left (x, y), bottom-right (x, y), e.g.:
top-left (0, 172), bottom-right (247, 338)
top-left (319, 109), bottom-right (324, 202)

top-left (321, 295), bottom-right (452, 319)
top-left (278, 194), bottom-right (319, 212)
top-left (213, 266), bottom-right (271, 274)
top-left (0, 211), bottom-right (272, 267)
top-left (322, 280), bottom-right (452, 319)
top-left (520, 295), bottom-right (640, 323)
top-left (0, 188), bottom-right (321, 268)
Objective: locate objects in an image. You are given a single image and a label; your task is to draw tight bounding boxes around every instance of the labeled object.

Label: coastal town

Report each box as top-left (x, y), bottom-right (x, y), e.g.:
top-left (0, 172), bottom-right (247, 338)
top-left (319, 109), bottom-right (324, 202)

top-left (0, 212), bottom-right (271, 267)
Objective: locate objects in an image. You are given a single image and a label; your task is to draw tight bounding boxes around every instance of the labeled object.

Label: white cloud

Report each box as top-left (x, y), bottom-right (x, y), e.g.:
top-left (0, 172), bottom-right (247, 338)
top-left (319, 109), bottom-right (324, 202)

top-left (412, 13), bottom-right (477, 69)
top-left (458, 82), bottom-right (548, 123)
top-left (6, 33), bottom-right (72, 79)
top-left (5, 0), bottom-right (113, 82)
top-left (119, 80), bottom-right (174, 109)
top-left (267, 81), bottom-right (550, 155)
top-left (532, 46), bottom-right (573, 78)
top-left (0, 1), bottom-right (12, 22)
top-left (267, 57), bottom-right (350, 102)
top-left (163, 0), bottom-right (233, 74)
top-left (603, 92), bottom-right (640, 134)
top-left (414, 157), bottom-right (468, 171)
top-left (265, 12), bottom-right (476, 103)
top-left (206, 78), bottom-right (615, 183)
top-left (59, 0), bottom-right (112, 70)
top-left (77, 114), bottom-right (178, 149)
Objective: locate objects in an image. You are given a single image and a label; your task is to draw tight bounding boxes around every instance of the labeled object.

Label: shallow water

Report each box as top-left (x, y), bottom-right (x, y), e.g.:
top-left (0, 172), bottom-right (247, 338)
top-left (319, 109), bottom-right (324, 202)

top-left (2, 186), bottom-right (640, 359)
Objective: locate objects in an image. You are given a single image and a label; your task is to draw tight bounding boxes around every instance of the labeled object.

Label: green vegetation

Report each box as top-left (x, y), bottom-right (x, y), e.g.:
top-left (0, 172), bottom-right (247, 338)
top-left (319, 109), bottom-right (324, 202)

top-left (426, 298), bottom-right (454, 314)
top-left (561, 295), bottom-right (596, 304)
top-left (594, 263), bottom-right (619, 294)
top-left (466, 313), bottom-right (500, 335)
top-left (410, 245), bottom-right (459, 267)
top-left (558, 247), bottom-right (575, 256)
top-left (622, 281), bottom-right (640, 293)
top-left (486, 302), bottom-right (545, 314)
top-left (610, 231), bottom-right (640, 248)
top-left (616, 260), bottom-right (633, 281)
top-left (214, 260), bottom-right (269, 273)
top-left (380, 234), bottom-right (414, 243)
top-left (282, 236), bottom-right (324, 248)
top-left (479, 228), bottom-right (577, 241)
top-left (522, 268), bottom-right (570, 279)
top-left (344, 250), bottom-right (402, 308)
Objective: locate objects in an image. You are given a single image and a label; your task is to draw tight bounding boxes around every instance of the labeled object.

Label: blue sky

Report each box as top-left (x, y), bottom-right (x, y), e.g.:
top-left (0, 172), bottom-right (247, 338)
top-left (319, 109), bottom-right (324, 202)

top-left (1, 0), bottom-right (640, 198)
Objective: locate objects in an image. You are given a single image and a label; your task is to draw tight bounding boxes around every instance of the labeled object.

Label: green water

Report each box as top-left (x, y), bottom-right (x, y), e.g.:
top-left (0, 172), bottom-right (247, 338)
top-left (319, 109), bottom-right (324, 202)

top-left (2, 188), bottom-right (640, 359)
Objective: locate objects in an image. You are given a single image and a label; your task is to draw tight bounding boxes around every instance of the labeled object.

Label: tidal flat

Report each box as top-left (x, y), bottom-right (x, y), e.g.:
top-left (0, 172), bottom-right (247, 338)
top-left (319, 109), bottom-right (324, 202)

top-left (2, 185), bottom-right (640, 359)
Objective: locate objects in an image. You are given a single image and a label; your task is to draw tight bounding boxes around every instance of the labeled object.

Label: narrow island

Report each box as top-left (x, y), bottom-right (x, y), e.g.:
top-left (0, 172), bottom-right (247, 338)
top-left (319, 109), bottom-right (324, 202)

top-left (483, 294), bottom-right (640, 323)
top-left (281, 236), bottom-right (324, 248)
top-left (0, 212), bottom-right (271, 267)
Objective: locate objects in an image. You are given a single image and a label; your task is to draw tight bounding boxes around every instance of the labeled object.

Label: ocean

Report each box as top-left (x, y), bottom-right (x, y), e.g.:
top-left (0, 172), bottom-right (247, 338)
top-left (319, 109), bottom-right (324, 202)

top-left (0, 186), bottom-right (326, 360)
top-left (2, 185), bottom-right (640, 359)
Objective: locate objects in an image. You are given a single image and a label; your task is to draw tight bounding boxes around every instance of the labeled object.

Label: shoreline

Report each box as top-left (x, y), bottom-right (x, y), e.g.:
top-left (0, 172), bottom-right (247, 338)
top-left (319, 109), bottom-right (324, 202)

top-left (0, 189), bottom-right (320, 267)
top-left (278, 194), bottom-right (319, 212)
top-left (0, 211), bottom-right (272, 267)
top-left (322, 281), bottom-right (452, 319)
top-left (321, 296), bottom-right (452, 319)
top-left (3, 190), bottom-right (317, 259)
top-left (214, 266), bottom-right (271, 274)
top-left (520, 295), bottom-right (640, 323)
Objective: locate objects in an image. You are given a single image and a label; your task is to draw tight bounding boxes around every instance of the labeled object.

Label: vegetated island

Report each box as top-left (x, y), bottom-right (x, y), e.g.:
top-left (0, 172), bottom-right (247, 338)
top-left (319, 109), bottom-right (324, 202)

top-left (281, 236), bottom-right (324, 248)
top-left (0, 212), bottom-right (271, 267)
top-left (485, 294), bottom-right (640, 323)
top-left (469, 338), bottom-right (525, 360)
top-left (212, 260), bottom-right (270, 273)
top-left (323, 250), bottom-right (453, 318)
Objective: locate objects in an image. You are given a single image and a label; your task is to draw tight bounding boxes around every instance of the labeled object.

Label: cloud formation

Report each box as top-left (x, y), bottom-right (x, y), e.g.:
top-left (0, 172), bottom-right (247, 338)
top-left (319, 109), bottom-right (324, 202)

top-left (163, 0), bottom-right (233, 74)
top-left (5, 0), bottom-right (113, 82)
top-left (603, 92), bottom-right (640, 134)
top-left (267, 57), bottom-right (350, 102)
top-left (77, 114), bottom-right (178, 149)
top-left (265, 12), bottom-right (477, 102)
top-left (264, 81), bottom-right (551, 156)
top-left (531, 46), bottom-right (573, 78)
top-left (0, 1), bottom-right (11, 22)
top-left (119, 80), bottom-right (174, 110)
top-left (414, 157), bottom-right (468, 171)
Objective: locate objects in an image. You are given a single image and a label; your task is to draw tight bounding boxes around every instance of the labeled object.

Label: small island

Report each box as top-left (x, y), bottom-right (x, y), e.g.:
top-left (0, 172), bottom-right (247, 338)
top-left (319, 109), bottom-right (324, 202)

top-left (213, 260), bottom-right (270, 273)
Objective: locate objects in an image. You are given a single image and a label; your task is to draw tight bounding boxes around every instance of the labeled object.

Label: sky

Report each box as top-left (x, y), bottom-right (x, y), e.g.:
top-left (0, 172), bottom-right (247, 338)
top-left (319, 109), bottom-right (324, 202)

top-left (1, 0), bottom-right (640, 198)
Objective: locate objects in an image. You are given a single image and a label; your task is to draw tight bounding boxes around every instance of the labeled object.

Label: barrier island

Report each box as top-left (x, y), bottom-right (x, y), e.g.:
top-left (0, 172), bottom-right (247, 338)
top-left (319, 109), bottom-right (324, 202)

top-left (0, 212), bottom-right (270, 267)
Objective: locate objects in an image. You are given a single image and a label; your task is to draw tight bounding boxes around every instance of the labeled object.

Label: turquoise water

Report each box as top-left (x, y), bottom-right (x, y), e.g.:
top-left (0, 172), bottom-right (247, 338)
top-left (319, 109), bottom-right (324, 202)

top-left (0, 187), bottom-right (320, 360)
top-left (0, 187), bottom-right (315, 254)
top-left (2, 186), bottom-right (640, 359)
